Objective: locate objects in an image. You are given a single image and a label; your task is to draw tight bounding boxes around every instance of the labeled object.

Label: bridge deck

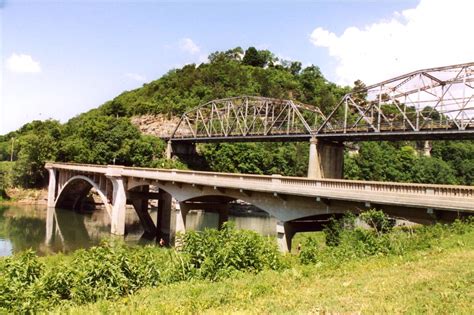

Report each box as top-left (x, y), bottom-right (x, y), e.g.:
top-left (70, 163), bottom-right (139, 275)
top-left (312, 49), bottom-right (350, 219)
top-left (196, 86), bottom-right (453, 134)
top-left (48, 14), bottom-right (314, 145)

top-left (166, 128), bottom-right (474, 143)
top-left (47, 163), bottom-right (474, 213)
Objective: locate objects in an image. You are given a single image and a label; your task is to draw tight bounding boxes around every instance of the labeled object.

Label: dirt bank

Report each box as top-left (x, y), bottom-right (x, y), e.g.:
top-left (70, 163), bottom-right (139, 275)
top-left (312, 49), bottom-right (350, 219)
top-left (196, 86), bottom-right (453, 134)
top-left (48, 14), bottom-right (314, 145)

top-left (0, 188), bottom-right (48, 205)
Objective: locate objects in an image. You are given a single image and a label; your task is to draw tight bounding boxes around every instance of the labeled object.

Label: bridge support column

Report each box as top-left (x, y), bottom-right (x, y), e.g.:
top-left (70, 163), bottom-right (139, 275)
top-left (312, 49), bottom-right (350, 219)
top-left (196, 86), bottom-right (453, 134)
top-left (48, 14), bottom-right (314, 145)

top-left (276, 221), bottom-right (295, 253)
top-left (175, 202), bottom-right (187, 235)
top-left (130, 186), bottom-right (157, 238)
top-left (46, 166), bottom-right (57, 208)
top-left (165, 140), bottom-right (172, 160)
top-left (307, 138), bottom-right (344, 179)
top-left (45, 206), bottom-right (55, 245)
top-left (156, 190), bottom-right (175, 246)
top-left (106, 166), bottom-right (127, 236)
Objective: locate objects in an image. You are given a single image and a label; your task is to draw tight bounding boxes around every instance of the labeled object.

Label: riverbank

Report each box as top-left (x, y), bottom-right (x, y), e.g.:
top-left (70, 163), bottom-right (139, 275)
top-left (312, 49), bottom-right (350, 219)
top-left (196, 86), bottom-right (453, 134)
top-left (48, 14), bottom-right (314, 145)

top-left (0, 187), bottom-right (47, 205)
top-left (1, 214), bottom-right (473, 313)
top-left (58, 230), bottom-right (474, 314)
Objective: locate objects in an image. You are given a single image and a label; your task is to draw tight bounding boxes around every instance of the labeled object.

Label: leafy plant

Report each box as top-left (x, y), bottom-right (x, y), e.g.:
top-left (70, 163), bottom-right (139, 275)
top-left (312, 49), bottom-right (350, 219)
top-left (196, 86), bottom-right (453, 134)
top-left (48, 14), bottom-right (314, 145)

top-left (179, 222), bottom-right (282, 280)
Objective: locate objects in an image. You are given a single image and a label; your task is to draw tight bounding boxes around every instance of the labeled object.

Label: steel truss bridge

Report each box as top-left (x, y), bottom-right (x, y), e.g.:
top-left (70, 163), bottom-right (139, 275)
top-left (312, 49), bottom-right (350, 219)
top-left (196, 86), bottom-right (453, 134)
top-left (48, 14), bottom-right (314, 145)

top-left (168, 62), bottom-right (474, 143)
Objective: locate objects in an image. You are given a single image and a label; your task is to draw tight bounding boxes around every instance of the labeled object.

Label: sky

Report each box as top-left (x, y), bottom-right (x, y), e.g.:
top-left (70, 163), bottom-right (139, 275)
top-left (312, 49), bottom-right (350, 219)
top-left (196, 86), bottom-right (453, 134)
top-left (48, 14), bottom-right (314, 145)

top-left (1, 0), bottom-right (473, 134)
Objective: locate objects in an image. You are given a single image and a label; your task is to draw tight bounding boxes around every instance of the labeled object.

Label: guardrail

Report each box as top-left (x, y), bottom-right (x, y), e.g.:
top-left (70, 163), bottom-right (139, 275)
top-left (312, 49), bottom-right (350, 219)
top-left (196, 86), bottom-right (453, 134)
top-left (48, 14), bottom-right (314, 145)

top-left (46, 162), bottom-right (474, 200)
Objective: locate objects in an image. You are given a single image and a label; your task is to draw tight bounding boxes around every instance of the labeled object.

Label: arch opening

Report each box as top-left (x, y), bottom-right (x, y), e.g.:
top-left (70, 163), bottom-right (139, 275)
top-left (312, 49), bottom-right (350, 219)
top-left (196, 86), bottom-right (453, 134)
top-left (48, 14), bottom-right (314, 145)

top-left (181, 195), bottom-right (278, 237)
top-left (55, 175), bottom-right (112, 217)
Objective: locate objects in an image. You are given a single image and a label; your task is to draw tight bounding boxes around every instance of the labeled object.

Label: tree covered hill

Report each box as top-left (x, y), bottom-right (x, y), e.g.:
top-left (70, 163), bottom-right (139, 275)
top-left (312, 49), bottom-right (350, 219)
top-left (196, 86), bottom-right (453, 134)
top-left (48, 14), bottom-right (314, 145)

top-left (101, 46), bottom-right (348, 118)
top-left (0, 47), bottom-right (473, 188)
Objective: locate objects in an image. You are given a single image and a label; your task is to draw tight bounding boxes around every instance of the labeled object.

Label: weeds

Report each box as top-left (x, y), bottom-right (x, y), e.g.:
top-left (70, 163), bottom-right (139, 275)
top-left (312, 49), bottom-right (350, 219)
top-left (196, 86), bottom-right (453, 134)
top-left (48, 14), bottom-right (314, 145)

top-left (300, 210), bottom-right (474, 265)
top-left (179, 222), bottom-right (282, 280)
top-left (0, 223), bottom-right (282, 313)
top-left (1, 212), bottom-right (472, 313)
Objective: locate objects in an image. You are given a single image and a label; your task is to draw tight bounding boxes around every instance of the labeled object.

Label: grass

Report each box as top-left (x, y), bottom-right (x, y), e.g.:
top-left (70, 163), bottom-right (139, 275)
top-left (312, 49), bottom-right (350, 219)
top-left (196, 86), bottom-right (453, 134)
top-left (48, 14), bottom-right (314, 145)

top-left (55, 227), bottom-right (474, 314)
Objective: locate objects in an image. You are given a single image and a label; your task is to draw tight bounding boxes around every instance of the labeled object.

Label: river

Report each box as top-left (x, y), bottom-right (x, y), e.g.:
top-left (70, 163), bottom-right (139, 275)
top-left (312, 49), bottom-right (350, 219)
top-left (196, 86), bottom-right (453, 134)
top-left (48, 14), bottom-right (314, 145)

top-left (0, 204), bottom-right (277, 256)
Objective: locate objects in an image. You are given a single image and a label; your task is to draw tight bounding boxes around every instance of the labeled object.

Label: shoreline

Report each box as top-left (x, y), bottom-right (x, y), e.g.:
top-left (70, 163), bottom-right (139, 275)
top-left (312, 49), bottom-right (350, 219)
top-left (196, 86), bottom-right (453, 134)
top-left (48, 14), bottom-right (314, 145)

top-left (0, 187), bottom-right (48, 206)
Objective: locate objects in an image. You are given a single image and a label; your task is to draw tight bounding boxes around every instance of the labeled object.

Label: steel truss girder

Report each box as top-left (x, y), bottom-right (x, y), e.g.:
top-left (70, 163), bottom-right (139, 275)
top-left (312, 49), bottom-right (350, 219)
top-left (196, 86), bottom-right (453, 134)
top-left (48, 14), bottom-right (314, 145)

top-left (318, 62), bottom-right (474, 135)
top-left (170, 62), bottom-right (473, 142)
top-left (171, 96), bottom-right (328, 139)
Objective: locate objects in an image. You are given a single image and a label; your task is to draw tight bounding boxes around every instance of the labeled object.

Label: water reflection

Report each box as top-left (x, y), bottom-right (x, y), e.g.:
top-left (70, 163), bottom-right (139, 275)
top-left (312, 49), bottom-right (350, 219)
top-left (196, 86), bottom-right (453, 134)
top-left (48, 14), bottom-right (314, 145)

top-left (0, 205), bottom-right (146, 256)
top-left (0, 204), bottom-right (278, 257)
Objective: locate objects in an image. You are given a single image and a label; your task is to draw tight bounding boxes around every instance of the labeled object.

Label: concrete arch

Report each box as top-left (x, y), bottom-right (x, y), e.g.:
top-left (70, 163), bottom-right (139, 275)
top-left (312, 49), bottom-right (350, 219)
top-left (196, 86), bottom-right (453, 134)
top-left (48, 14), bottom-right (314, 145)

top-left (126, 177), bottom-right (349, 222)
top-left (55, 175), bottom-right (112, 218)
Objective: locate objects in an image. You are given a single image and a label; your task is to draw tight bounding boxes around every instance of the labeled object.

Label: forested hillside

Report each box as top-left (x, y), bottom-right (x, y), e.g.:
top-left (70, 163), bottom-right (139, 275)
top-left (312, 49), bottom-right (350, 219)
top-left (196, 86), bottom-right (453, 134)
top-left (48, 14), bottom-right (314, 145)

top-left (0, 47), bottom-right (473, 189)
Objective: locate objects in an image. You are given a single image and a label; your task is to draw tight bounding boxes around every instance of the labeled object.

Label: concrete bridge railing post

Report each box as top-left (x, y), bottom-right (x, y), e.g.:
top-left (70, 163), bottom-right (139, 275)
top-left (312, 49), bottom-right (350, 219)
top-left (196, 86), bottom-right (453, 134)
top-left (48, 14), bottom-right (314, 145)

top-left (106, 165), bottom-right (127, 236)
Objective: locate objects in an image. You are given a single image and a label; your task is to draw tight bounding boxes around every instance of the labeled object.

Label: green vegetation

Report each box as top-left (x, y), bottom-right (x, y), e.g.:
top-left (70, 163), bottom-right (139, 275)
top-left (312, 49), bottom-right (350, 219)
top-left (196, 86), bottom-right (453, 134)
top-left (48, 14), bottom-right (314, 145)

top-left (199, 142), bottom-right (310, 176)
top-left (60, 231), bottom-right (474, 314)
top-left (0, 46), bottom-right (473, 188)
top-left (180, 223), bottom-right (282, 280)
top-left (345, 141), bottom-right (474, 185)
top-left (1, 212), bottom-right (473, 313)
top-left (0, 223), bottom-right (281, 313)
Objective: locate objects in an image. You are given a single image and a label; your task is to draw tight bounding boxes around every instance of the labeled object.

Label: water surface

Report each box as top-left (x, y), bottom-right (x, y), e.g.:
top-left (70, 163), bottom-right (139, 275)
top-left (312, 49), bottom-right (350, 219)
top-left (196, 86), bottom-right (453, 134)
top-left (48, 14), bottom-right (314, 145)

top-left (0, 204), bottom-right (277, 256)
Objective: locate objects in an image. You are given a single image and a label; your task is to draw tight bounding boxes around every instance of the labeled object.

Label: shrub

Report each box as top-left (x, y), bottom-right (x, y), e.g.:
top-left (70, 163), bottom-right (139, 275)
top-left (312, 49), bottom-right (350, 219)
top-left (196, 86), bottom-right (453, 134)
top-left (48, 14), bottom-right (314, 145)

top-left (299, 236), bottom-right (320, 264)
top-left (323, 213), bottom-right (356, 247)
top-left (301, 211), bottom-right (474, 265)
top-left (359, 209), bottom-right (395, 234)
top-left (0, 250), bottom-right (44, 313)
top-left (179, 222), bottom-right (283, 280)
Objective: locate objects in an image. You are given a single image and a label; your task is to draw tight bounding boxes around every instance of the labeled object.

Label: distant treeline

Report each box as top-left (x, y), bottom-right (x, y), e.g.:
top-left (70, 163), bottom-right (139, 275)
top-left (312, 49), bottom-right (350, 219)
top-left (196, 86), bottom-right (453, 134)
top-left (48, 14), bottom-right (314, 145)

top-left (0, 47), bottom-right (472, 188)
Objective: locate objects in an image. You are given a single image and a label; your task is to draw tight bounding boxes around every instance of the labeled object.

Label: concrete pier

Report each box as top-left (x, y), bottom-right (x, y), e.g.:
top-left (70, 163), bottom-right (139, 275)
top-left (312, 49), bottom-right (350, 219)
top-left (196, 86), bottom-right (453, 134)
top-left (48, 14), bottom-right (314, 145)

top-left (307, 137), bottom-right (344, 179)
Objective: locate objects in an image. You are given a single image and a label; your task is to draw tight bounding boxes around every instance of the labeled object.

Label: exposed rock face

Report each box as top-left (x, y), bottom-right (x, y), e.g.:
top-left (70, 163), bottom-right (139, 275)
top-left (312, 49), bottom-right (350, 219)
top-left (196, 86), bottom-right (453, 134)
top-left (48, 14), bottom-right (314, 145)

top-left (131, 114), bottom-right (181, 138)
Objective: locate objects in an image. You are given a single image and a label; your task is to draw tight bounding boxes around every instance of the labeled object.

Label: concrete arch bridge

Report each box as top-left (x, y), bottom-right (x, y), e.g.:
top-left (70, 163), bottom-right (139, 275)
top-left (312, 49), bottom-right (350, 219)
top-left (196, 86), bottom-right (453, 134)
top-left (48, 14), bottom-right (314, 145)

top-left (46, 162), bottom-right (474, 251)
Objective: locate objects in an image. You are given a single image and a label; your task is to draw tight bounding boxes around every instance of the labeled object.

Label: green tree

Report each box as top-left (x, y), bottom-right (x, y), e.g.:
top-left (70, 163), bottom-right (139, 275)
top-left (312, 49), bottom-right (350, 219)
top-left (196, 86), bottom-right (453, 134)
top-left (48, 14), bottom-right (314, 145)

top-left (412, 157), bottom-right (458, 184)
top-left (13, 134), bottom-right (58, 187)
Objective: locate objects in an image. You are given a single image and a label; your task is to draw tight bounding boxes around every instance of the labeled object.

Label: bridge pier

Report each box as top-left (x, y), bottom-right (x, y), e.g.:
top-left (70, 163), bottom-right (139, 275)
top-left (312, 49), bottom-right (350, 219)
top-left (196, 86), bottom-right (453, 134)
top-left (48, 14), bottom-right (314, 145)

top-left (165, 141), bottom-right (209, 169)
top-left (156, 190), bottom-right (174, 245)
top-left (276, 221), bottom-right (295, 253)
top-left (130, 186), bottom-right (157, 238)
top-left (165, 140), bottom-right (172, 160)
top-left (46, 167), bottom-right (57, 208)
top-left (307, 137), bottom-right (344, 179)
top-left (154, 191), bottom-right (189, 246)
top-left (106, 166), bottom-right (127, 236)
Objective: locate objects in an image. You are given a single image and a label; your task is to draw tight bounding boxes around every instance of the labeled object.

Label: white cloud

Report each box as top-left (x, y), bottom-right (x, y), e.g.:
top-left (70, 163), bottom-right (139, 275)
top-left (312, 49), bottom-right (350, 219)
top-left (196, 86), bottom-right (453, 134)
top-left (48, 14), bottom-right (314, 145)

top-left (5, 53), bottom-right (41, 73)
top-left (310, 0), bottom-right (474, 86)
top-left (125, 72), bottom-right (147, 83)
top-left (179, 38), bottom-right (200, 54)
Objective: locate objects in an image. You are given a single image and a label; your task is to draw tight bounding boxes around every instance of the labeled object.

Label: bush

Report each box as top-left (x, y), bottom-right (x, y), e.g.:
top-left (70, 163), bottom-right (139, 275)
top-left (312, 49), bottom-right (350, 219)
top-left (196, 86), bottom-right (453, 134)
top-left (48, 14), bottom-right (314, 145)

top-left (323, 213), bottom-right (356, 247)
top-left (0, 250), bottom-right (45, 313)
top-left (299, 236), bottom-right (320, 264)
top-left (359, 209), bottom-right (395, 234)
top-left (179, 222), bottom-right (283, 280)
top-left (0, 225), bottom-right (284, 312)
top-left (301, 210), bottom-right (474, 265)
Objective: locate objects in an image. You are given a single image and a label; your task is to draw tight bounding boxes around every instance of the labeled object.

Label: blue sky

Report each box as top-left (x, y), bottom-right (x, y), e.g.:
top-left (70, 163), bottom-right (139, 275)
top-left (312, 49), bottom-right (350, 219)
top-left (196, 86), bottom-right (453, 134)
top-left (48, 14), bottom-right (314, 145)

top-left (2, 0), bottom-right (472, 134)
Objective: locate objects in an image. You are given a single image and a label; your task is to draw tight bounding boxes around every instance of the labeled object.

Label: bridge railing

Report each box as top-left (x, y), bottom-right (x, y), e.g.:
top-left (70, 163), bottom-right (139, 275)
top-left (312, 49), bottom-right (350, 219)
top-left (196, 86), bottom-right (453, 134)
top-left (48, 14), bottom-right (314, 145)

top-left (46, 162), bottom-right (474, 200)
top-left (279, 177), bottom-right (473, 198)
